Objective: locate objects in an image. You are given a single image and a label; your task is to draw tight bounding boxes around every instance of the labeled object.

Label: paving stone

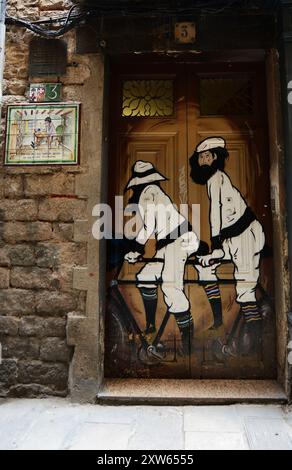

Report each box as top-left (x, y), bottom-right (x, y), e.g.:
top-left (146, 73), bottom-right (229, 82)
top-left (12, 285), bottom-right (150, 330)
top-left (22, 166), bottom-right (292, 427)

top-left (0, 399), bottom-right (50, 450)
top-left (184, 405), bottom-right (242, 433)
top-left (235, 404), bottom-right (285, 419)
top-left (244, 417), bottom-right (292, 450)
top-left (67, 423), bottom-right (132, 450)
top-left (17, 405), bottom-right (84, 450)
top-left (128, 407), bottom-right (184, 450)
top-left (78, 404), bottom-right (138, 424)
top-left (185, 431), bottom-right (248, 450)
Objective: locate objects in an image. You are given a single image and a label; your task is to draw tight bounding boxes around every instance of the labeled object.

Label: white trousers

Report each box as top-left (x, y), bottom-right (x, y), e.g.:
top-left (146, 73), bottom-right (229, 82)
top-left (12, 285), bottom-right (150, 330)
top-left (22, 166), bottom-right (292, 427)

top-left (137, 232), bottom-right (199, 313)
top-left (196, 220), bottom-right (265, 303)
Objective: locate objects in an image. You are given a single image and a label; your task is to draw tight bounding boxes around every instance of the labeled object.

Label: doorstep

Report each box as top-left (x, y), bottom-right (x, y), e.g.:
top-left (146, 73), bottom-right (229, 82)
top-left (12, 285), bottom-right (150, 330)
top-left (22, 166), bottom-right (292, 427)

top-left (97, 379), bottom-right (287, 405)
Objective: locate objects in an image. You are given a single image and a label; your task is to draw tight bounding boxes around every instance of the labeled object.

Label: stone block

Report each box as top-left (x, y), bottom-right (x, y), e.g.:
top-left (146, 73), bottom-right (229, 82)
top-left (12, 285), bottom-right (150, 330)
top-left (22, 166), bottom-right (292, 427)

top-left (35, 243), bottom-right (58, 268)
top-left (51, 268), bottom-right (73, 291)
top-left (2, 175), bottom-right (23, 198)
top-left (0, 246), bottom-right (10, 267)
top-left (9, 245), bottom-right (35, 266)
top-left (10, 267), bottom-right (53, 290)
top-left (19, 317), bottom-right (66, 338)
top-left (40, 0), bottom-right (71, 11)
top-left (73, 219), bottom-right (89, 242)
top-left (7, 383), bottom-right (68, 398)
top-left (52, 223), bottom-right (74, 241)
top-left (38, 198), bottom-right (87, 222)
top-left (0, 317), bottom-right (19, 335)
top-left (0, 289), bottom-right (35, 316)
top-left (40, 338), bottom-right (71, 363)
top-left (17, 360), bottom-right (68, 389)
top-left (35, 242), bottom-right (87, 268)
top-left (0, 200), bottom-right (38, 221)
top-left (62, 63), bottom-right (91, 85)
top-left (5, 78), bottom-right (27, 96)
top-left (2, 222), bottom-right (52, 243)
top-left (0, 337), bottom-right (39, 360)
top-left (0, 359), bottom-right (18, 386)
top-left (35, 291), bottom-right (78, 316)
top-left (24, 173), bottom-right (74, 197)
top-left (0, 268), bottom-right (10, 288)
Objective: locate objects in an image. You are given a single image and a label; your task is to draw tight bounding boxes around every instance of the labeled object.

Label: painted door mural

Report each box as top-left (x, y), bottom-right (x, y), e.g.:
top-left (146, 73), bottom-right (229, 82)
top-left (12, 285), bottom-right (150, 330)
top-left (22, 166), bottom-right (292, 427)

top-left (104, 60), bottom-right (276, 379)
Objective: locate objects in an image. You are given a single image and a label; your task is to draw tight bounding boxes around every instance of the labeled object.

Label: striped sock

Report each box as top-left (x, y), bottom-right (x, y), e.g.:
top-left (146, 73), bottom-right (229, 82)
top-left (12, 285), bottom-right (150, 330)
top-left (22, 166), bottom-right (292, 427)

top-left (173, 311), bottom-right (193, 355)
top-left (174, 311), bottom-right (194, 331)
top-left (203, 282), bottom-right (222, 328)
top-left (204, 282), bottom-right (221, 301)
top-left (241, 302), bottom-right (262, 323)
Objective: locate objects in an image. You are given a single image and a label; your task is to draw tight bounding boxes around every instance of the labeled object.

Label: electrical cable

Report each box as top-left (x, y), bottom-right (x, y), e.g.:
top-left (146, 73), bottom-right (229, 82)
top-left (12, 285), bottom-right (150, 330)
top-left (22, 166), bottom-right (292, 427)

top-left (5, 1), bottom-right (279, 39)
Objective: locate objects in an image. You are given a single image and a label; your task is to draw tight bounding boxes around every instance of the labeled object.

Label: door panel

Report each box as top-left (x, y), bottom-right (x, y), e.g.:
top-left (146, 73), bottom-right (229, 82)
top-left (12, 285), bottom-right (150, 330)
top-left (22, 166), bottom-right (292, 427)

top-left (105, 59), bottom-right (276, 380)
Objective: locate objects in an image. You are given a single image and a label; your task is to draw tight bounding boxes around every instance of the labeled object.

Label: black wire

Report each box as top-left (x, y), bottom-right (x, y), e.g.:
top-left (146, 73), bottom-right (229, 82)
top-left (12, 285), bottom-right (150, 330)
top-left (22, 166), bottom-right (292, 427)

top-left (6, 5), bottom-right (88, 38)
top-left (5, 1), bottom-right (279, 38)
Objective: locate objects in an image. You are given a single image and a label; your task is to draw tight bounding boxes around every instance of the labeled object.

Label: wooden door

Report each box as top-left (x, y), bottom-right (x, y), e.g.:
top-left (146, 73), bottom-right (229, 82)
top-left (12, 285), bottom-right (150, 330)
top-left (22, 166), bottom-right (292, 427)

top-left (104, 58), bottom-right (276, 380)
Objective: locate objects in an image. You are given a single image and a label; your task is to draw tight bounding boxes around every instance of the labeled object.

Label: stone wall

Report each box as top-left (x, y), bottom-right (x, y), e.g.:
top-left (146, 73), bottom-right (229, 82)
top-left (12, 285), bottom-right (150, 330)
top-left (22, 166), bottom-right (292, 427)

top-left (0, 0), bottom-right (102, 399)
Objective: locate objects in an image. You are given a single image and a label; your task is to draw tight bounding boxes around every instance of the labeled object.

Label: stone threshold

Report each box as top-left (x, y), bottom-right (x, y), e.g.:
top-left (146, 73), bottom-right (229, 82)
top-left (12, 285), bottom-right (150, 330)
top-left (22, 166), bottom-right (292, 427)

top-left (97, 379), bottom-right (287, 405)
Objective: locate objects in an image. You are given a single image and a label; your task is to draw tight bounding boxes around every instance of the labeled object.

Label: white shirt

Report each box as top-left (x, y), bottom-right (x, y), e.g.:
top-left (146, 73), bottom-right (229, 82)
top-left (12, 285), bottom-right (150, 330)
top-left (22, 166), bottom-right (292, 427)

top-left (207, 170), bottom-right (247, 237)
top-left (136, 185), bottom-right (187, 245)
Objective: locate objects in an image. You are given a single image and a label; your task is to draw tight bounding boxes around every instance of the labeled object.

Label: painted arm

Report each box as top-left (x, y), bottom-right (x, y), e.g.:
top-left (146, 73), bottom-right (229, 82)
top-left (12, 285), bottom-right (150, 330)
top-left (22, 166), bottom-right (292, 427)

top-left (125, 187), bottom-right (156, 263)
top-left (136, 186), bottom-right (157, 246)
top-left (198, 173), bottom-right (224, 267)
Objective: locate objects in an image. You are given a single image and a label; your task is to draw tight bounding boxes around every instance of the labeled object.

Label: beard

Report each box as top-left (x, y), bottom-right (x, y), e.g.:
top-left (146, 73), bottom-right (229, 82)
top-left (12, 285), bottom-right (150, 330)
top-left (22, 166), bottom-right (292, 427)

top-left (189, 156), bottom-right (219, 185)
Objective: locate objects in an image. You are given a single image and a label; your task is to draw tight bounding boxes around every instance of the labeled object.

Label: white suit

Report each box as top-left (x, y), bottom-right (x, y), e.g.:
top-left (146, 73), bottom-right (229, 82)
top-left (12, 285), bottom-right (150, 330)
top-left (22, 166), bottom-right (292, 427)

top-left (135, 184), bottom-right (199, 313)
top-left (196, 170), bottom-right (265, 303)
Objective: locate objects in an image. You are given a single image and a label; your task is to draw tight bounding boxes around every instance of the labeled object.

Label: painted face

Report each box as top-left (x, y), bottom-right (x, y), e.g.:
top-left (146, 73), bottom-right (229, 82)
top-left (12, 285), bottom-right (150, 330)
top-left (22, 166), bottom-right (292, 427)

top-left (198, 151), bottom-right (217, 167)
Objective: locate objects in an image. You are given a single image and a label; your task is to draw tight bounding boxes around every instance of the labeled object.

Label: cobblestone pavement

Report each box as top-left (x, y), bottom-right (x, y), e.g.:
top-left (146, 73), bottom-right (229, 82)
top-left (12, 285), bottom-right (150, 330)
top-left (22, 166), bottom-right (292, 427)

top-left (0, 398), bottom-right (291, 450)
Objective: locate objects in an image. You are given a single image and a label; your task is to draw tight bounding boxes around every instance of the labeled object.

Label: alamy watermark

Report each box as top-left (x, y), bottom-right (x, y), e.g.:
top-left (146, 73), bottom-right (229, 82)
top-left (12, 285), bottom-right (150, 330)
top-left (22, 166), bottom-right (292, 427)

top-left (91, 197), bottom-right (201, 243)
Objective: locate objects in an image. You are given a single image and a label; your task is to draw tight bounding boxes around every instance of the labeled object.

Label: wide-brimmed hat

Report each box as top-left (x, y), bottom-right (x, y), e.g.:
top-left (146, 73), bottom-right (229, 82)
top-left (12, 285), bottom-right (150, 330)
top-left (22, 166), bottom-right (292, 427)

top-left (196, 137), bottom-right (226, 153)
top-left (126, 161), bottom-right (167, 189)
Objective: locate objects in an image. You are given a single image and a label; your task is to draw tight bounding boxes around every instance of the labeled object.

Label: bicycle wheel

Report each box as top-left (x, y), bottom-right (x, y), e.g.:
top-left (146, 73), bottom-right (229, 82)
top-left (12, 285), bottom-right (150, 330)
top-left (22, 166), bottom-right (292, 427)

top-left (104, 287), bottom-right (134, 376)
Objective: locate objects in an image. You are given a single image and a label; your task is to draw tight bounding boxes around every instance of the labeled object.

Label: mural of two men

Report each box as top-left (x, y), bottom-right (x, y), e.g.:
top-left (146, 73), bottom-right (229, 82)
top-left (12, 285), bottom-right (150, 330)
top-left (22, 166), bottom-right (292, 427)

top-left (123, 137), bottom-right (266, 358)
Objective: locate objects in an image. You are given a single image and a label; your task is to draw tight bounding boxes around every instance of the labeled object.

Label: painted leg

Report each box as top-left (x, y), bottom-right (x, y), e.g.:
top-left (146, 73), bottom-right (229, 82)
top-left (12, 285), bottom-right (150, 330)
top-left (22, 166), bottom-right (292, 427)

top-left (137, 252), bottom-right (164, 336)
top-left (139, 287), bottom-right (158, 334)
top-left (173, 311), bottom-right (194, 356)
top-left (239, 302), bottom-right (262, 356)
top-left (228, 221), bottom-right (265, 356)
top-left (203, 282), bottom-right (223, 329)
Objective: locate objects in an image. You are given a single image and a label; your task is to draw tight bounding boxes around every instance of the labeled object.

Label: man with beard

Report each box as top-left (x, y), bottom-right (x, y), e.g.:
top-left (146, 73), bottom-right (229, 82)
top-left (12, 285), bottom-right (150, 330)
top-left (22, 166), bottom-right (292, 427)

top-left (189, 137), bottom-right (265, 355)
top-left (124, 160), bottom-right (200, 355)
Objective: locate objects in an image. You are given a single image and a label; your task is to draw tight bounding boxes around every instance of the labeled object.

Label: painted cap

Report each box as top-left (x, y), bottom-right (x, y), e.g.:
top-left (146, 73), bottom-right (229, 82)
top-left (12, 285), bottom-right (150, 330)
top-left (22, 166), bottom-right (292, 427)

top-left (196, 137), bottom-right (226, 153)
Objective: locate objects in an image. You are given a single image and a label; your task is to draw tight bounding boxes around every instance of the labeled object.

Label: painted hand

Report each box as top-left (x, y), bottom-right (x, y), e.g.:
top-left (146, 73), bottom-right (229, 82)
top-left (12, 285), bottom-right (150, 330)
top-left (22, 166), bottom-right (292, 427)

top-left (198, 249), bottom-right (224, 267)
top-left (124, 251), bottom-right (140, 264)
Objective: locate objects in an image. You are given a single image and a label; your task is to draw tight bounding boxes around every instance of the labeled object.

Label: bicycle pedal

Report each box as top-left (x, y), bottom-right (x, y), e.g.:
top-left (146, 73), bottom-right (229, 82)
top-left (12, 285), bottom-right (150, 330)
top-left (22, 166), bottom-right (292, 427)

top-left (147, 345), bottom-right (164, 360)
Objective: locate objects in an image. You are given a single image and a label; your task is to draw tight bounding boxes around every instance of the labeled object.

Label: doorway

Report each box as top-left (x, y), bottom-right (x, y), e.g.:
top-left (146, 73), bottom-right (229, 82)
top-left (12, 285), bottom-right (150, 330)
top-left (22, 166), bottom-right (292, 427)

top-left (104, 57), bottom-right (276, 380)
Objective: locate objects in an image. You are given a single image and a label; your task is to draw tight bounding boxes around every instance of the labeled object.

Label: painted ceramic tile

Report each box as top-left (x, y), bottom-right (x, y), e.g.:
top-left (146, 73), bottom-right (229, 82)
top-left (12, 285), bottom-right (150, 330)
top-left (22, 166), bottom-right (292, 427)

top-left (4, 103), bottom-right (80, 165)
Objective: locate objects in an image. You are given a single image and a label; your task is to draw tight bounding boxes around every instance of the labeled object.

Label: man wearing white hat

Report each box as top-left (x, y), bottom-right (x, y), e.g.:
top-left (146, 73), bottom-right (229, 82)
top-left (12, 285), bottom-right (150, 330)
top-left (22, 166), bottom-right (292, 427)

top-left (189, 137), bottom-right (265, 355)
top-left (124, 161), bottom-right (200, 355)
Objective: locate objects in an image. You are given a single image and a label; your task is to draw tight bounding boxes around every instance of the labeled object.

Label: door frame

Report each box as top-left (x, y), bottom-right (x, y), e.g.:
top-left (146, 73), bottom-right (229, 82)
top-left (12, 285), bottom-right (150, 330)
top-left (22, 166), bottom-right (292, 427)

top-left (67, 49), bottom-right (290, 403)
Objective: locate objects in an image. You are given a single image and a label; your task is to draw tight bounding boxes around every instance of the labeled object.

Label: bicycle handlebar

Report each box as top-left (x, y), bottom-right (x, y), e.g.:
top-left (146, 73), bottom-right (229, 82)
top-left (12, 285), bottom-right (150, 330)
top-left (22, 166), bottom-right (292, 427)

top-left (137, 257), bottom-right (229, 266)
top-left (115, 255), bottom-right (230, 279)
